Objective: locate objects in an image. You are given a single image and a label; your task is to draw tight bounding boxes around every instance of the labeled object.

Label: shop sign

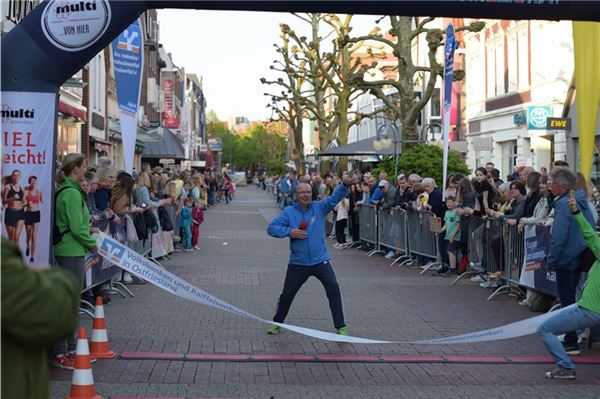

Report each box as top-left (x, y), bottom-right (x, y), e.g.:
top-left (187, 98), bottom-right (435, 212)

top-left (527, 106), bottom-right (551, 130)
top-left (546, 117), bottom-right (571, 131)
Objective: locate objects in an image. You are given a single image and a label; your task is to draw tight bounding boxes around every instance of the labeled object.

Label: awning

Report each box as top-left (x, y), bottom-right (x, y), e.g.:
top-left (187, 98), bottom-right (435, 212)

top-left (141, 127), bottom-right (185, 159)
top-left (59, 100), bottom-right (87, 121)
top-left (317, 136), bottom-right (397, 157)
top-left (89, 136), bottom-right (112, 153)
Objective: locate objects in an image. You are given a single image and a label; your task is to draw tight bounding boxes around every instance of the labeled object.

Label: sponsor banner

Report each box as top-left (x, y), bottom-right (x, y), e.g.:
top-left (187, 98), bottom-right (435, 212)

top-left (441, 23), bottom-right (456, 201)
top-left (84, 252), bottom-right (121, 289)
top-left (1, 91), bottom-right (56, 266)
top-left (151, 230), bottom-right (174, 258)
top-left (95, 232), bottom-right (569, 344)
top-left (520, 225), bottom-right (558, 297)
top-left (41, 0), bottom-right (112, 52)
top-left (161, 70), bottom-right (179, 129)
top-left (111, 18), bottom-right (143, 174)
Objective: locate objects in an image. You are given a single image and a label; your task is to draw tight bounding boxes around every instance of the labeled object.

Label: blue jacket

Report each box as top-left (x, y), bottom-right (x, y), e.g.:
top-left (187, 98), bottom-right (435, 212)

top-left (268, 183), bottom-right (349, 266)
top-left (547, 189), bottom-right (595, 271)
top-left (368, 187), bottom-right (383, 205)
top-left (279, 178), bottom-right (290, 194)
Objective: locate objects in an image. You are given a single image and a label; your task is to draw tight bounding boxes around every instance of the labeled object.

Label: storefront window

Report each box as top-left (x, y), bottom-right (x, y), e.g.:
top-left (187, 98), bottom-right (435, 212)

top-left (57, 117), bottom-right (79, 161)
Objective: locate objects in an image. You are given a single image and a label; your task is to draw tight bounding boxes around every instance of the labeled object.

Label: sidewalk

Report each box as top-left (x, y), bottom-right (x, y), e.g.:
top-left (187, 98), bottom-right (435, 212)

top-left (50, 186), bottom-right (600, 399)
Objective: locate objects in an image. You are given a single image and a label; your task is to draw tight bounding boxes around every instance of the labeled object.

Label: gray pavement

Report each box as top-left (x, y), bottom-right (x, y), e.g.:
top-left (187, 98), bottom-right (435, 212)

top-left (50, 186), bottom-right (600, 398)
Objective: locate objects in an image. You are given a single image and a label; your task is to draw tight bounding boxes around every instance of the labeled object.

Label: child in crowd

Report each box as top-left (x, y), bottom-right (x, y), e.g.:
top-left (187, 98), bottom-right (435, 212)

top-left (333, 197), bottom-right (350, 249)
top-left (191, 199), bottom-right (205, 251)
top-left (439, 196), bottom-right (461, 277)
top-left (179, 197), bottom-right (193, 251)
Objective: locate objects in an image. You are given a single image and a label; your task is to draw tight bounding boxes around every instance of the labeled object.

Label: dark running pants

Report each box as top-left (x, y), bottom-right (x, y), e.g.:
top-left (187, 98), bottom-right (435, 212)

top-left (273, 261), bottom-right (346, 329)
top-left (556, 269), bottom-right (581, 347)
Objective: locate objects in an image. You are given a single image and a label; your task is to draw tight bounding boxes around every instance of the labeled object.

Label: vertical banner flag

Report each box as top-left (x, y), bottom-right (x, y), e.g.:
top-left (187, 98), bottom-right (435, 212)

top-left (1, 92), bottom-right (57, 266)
top-left (112, 19), bottom-right (143, 174)
top-left (572, 22), bottom-right (600, 181)
top-left (442, 24), bottom-right (456, 200)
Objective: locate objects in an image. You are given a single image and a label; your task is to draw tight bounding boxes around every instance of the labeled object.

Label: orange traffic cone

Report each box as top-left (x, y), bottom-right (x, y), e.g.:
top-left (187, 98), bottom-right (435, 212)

top-left (65, 327), bottom-right (103, 399)
top-left (90, 296), bottom-right (116, 359)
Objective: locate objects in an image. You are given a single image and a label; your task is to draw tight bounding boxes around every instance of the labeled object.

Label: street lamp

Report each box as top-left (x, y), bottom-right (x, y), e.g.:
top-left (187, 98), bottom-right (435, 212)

top-left (420, 122), bottom-right (442, 143)
top-left (372, 121), bottom-right (402, 177)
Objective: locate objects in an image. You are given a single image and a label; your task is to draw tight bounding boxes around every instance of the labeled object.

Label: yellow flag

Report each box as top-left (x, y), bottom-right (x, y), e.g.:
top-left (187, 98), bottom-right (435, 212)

top-left (573, 22), bottom-right (600, 180)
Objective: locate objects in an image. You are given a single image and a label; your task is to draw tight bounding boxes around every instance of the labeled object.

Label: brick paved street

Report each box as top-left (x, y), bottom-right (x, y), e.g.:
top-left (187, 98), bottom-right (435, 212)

top-left (50, 186), bottom-right (600, 399)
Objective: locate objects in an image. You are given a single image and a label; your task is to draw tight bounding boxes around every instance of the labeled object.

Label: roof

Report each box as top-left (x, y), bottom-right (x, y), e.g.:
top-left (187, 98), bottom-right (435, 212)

top-left (317, 136), bottom-right (397, 157)
top-left (141, 128), bottom-right (185, 159)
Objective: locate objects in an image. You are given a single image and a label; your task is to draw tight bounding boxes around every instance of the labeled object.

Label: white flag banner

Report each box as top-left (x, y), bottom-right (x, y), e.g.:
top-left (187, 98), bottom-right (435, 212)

top-left (95, 232), bottom-right (566, 344)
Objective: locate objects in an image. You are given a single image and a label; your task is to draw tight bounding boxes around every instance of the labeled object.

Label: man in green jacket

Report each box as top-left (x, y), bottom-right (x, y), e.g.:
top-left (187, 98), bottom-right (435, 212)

top-left (1, 238), bottom-right (80, 398)
top-left (537, 195), bottom-right (600, 379)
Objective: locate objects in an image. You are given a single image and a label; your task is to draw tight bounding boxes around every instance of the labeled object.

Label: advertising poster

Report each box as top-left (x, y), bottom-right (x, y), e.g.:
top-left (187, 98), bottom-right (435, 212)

top-left (1, 91), bottom-right (56, 266)
top-left (520, 225), bottom-right (557, 297)
top-left (111, 18), bottom-right (143, 174)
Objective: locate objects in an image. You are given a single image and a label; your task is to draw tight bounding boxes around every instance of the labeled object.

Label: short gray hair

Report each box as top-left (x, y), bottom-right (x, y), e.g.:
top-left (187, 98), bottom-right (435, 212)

top-left (498, 182), bottom-right (510, 193)
top-left (422, 177), bottom-right (436, 187)
top-left (549, 167), bottom-right (576, 190)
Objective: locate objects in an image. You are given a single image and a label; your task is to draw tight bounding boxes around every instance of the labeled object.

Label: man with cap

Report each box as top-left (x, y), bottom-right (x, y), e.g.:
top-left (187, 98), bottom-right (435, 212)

top-left (368, 179), bottom-right (387, 205)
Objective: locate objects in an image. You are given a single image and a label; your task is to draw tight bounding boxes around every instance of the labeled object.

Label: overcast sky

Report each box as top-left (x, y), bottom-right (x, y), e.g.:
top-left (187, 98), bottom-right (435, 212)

top-left (158, 10), bottom-right (381, 122)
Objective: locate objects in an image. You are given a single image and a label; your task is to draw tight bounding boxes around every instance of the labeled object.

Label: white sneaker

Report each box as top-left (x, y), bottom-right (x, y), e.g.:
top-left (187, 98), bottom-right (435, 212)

top-left (479, 280), bottom-right (498, 288)
top-left (193, 246), bottom-right (201, 251)
top-left (470, 275), bottom-right (485, 283)
top-left (518, 299), bottom-right (529, 306)
top-left (385, 251), bottom-right (397, 259)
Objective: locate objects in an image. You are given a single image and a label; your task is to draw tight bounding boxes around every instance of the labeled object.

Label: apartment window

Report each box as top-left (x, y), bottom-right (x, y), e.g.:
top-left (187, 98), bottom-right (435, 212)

top-left (517, 28), bottom-right (529, 90)
top-left (495, 40), bottom-right (505, 95)
top-left (430, 88), bottom-right (441, 118)
top-left (486, 45), bottom-right (496, 97)
top-left (486, 39), bottom-right (506, 97)
top-left (507, 32), bottom-right (518, 92)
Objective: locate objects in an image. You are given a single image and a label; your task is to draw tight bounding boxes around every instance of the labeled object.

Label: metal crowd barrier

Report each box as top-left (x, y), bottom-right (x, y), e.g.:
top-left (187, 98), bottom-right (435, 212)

top-left (405, 210), bottom-right (439, 273)
top-left (357, 204), bottom-right (385, 256)
top-left (355, 207), bottom-right (536, 302)
top-left (378, 208), bottom-right (410, 265)
top-left (488, 223), bottom-right (525, 300)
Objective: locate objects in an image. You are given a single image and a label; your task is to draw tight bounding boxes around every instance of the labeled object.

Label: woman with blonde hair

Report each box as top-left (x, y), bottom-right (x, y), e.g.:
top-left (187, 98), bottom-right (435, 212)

top-left (52, 153), bottom-right (98, 369)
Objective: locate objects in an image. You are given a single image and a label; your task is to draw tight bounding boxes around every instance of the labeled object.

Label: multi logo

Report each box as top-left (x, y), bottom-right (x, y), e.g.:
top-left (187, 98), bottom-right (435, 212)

top-left (41, 0), bottom-right (111, 52)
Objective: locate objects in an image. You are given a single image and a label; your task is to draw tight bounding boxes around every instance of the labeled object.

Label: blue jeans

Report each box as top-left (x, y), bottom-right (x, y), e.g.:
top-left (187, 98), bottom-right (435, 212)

top-left (555, 269), bottom-right (580, 347)
top-left (273, 261), bottom-right (346, 329)
top-left (538, 304), bottom-right (600, 369)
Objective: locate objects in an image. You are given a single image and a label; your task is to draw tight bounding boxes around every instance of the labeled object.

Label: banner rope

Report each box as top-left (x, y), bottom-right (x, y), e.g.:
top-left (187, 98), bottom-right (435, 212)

top-left (95, 232), bottom-right (566, 344)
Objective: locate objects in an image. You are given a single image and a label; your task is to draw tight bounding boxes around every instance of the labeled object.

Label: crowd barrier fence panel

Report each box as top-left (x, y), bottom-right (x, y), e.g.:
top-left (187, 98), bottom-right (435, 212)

top-left (402, 210), bottom-right (440, 274)
top-left (358, 204), bottom-right (377, 245)
top-left (488, 223), bottom-right (525, 300)
top-left (378, 208), bottom-right (411, 265)
top-left (452, 215), bottom-right (486, 285)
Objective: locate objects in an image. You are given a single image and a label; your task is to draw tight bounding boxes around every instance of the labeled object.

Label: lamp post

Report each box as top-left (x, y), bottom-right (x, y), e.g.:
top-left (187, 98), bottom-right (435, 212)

top-left (420, 122), bottom-right (442, 143)
top-left (372, 121), bottom-right (402, 177)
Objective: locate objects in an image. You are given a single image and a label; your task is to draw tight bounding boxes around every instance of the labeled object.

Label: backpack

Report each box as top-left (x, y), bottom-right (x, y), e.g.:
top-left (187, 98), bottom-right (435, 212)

top-left (158, 206), bottom-right (173, 231)
top-left (52, 186), bottom-right (82, 246)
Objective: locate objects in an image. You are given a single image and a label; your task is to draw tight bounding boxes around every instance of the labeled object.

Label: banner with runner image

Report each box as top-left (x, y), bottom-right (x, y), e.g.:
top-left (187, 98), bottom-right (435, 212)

top-left (1, 91), bottom-right (57, 267)
top-left (520, 225), bottom-right (558, 297)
